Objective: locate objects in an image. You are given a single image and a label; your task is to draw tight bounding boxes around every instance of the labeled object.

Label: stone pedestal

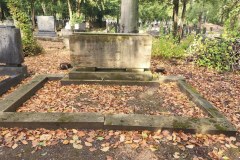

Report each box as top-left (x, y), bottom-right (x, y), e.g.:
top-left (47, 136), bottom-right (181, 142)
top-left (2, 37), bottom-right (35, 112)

top-left (61, 33), bottom-right (153, 84)
top-left (37, 16), bottom-right (57, 37)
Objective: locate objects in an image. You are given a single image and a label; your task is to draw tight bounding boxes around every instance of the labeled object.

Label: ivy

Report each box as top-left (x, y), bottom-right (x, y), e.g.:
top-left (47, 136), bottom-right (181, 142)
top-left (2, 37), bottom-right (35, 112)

top-left (7, 0), bottom-right (42, 56)
top-left (188, 36), bottom-right (240, 72)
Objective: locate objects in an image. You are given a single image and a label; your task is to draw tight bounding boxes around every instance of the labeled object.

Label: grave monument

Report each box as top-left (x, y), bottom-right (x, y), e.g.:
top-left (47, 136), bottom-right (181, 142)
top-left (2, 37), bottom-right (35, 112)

top-left (61, 0), bottom-right (153, 84)
top-left (36, 16), bottom-right (57, 37)
top-left (0, 26), bottom-right (27, 95)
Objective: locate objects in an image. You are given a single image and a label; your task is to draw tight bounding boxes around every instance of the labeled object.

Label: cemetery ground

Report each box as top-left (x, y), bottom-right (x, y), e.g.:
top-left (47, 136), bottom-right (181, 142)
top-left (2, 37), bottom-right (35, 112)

top-left (0, 40), bottom-right (239, 160)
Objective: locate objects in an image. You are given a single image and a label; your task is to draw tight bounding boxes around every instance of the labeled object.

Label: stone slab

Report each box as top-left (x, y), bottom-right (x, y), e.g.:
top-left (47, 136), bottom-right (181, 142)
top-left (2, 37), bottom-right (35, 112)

top-left (0, 112), bottom-right (104, 129)
top-left (104, 114), bottom-right (236, 135)
top-left (177, 80), bottom-right (227, 119)
top-left (61, 75), bottom-right (159, 86)
top-left (69, 70), bottom-right (153, 81)
top-left (0, 74), bottom-right (24, 96)
top-left (69, 33), bottom-right (152, 69)
top-left (0, 65), bottom-right (28, 76)
top-left (37, 16), bottom-right (56, 32)
top-left (0, 28), bottom-right (24, 65)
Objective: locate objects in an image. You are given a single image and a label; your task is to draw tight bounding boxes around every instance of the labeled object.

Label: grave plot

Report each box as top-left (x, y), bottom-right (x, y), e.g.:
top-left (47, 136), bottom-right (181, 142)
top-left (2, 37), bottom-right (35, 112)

top-left (0, 75), bottom-right (236, 135)
top-left (17, 81), bottom-right (207, 118)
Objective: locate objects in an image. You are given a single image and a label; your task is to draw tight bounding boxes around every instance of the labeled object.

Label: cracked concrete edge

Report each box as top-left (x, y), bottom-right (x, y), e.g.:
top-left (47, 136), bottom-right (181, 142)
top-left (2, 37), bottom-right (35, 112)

top-left (0, 112), bottom-right (236, 135)
top-left (177, 80), bottom-right (227, 119)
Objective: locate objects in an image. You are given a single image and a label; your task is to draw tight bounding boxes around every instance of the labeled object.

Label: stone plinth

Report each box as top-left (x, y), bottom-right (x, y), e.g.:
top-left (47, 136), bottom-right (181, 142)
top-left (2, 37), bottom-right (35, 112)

top-left (37, 16), bottom-right (57, 37)
top-left (0, 28), bottom-right (24, 65)
top-left (69, 33), bottom-right (152, 70)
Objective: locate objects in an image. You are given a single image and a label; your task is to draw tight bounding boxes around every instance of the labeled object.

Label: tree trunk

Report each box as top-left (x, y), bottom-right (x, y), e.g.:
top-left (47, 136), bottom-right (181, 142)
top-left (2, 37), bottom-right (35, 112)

top-left (41, 2), bottom-right (47, 15)
top-left (180, 0), bottom-right (187, 39)
top-left (172, 0), bottom-right (179, 38)
top-left (67, 0), bottom-right (73, 22)
top-left (0, 3), bottom-right (3, 21)
top-left (30, 0), bottom-right (35, 30)
top-left (76, 0), bottom-right (81, 17)
top-left (120, 0), bottom-right (139, 33)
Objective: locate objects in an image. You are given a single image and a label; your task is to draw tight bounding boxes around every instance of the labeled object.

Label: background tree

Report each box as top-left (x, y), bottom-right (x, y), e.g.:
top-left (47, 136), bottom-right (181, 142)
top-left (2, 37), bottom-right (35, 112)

top-left (6, 0), bottom-right (42, 56)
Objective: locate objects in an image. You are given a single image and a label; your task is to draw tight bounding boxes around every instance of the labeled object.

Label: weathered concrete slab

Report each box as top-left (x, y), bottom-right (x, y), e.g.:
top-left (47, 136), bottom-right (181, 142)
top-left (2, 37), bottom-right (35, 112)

top-left (0, 112), bottom-right (104, 129)
top-left (69, 33), bottom-right (152, 69)
top-left (69, 70), bottom-right (153, 81)
top-left (61, 75), bottom-right (159, 86)
top-left (0, 65), bottom-right (28, 76)
top-left (0, 74), bottom-right (24, 96)
top-left (0, 28), bottom-right (24, 65)
top-left (104, 114), bottom-right (237, 135)
top-left (177, 80), bottom-right (227, 119)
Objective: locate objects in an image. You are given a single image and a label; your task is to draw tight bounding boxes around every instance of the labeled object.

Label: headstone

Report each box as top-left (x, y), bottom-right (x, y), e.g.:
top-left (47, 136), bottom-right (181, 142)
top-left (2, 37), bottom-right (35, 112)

top-left (74, 23), bottom-right (86, 32)
top-left (0, 27), bottom-right (27, 76)
top-left (0, 27), bottom-right (24, 65)
top-left (69, 33), bottom-right (152, 69)
top-left (37, 16), bottom-right (57, 37)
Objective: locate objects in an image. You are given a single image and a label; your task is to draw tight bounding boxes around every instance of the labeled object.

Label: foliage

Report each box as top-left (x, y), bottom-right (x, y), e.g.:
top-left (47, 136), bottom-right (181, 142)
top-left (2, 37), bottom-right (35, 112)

top-left (188, 36), bottom-right (240, 71)
top-left (6, 0), bottom-right (42, 56)
top-left (152, 35), bottom-right (194, 59)
top-left (223, 1), bottom-right (240, 38)
top-left (70, 13), bottom-right (84, 25)
top-left (139, 1), bottom-right (170, 22)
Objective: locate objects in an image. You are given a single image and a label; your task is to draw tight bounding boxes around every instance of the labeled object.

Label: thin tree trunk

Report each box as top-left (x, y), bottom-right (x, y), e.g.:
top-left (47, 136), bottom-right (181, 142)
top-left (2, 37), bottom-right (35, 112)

top-left (172, 0), bottom-right (179, 38)
top-left (0, 3), bottom-right (3, 21)
top-left (120, 0), bottom-right (139, 33)
top-left (67, 0), bottom-right (73, 22)
top-left (180, 0), bottom-right (187, 39)
top-left (76, 0), bottom-right (81, 17)
top-left (41, 2), bottom-right (47, 15)
top-left (30, 0), bottom-right (35, 30)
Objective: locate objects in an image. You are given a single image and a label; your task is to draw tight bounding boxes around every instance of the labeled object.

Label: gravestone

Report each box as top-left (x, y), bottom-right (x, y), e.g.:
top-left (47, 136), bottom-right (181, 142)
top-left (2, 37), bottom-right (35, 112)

top-left (0, 27), bottom-right (24, 65)
top-left (37, 16), bottom-right (57, 37)
top-left (0, 26), bottom-right (27, 94)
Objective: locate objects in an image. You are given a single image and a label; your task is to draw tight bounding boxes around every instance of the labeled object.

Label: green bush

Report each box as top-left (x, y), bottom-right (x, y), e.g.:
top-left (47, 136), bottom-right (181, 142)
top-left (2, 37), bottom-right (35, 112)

top-left (188, 36), bottom-right (240, 72)
top-left (7, 0), bottom-right (42, 56)
top-left (152, 35), bottom-right (194, 59)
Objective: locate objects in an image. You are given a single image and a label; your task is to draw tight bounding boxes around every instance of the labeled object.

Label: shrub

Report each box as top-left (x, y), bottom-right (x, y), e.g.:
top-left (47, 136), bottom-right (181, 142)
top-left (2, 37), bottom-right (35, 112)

top-left (7, 0), bottom-right (42, 56)
top-left (152, 35), bottom-right (194, 59)
top-left (188, 36), bottom-right (240, 72)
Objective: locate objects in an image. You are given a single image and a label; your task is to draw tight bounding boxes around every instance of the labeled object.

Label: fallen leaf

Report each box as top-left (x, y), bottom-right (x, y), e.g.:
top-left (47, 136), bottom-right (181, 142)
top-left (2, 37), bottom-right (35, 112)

top-left (85, 142), bottom-right (92, 147)
top-left (73, 143), bottom-right (83, 150)
top-left (186, 144), bottom-right (195, 149)
top-left (101, 147), bottom-right (110, 152)
top-left (63, 140), bottom-right (69, 145)
top-left (12, 143), bottom-right (18, 149)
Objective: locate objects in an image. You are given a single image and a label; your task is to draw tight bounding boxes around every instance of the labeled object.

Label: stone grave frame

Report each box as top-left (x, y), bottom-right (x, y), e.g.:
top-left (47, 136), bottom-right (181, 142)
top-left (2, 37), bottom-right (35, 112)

top-left (0, 74), bottom-right (236, 135)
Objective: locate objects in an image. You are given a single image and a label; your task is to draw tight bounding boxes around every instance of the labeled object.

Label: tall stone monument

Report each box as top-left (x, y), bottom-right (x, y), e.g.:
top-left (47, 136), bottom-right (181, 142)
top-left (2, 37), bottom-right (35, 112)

top-left (37, 16), bottom-right (57, 37)
top-left (61, 0), bottom-right (153, 84)
top-left (120, 0), bottom-right (139, 33)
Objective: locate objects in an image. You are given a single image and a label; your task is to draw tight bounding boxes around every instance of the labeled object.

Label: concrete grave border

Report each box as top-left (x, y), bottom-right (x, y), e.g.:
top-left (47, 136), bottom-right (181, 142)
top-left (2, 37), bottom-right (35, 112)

top-left (0, 74), bottom-right (237, 135)
top-left (0, 74), bottom-right (24, 96)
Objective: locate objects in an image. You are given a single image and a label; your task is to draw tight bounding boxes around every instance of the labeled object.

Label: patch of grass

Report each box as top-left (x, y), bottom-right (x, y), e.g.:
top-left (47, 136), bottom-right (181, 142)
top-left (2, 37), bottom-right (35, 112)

top-left (152, 35), bottom-right (194, 59)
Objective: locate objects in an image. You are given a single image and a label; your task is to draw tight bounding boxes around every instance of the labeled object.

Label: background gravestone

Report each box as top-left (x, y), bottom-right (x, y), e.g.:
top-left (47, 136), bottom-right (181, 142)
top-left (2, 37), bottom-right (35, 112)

top-left (37, 16), bottom-right (57, 37)
top-left (0, 27), bottom-right (24, 65)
